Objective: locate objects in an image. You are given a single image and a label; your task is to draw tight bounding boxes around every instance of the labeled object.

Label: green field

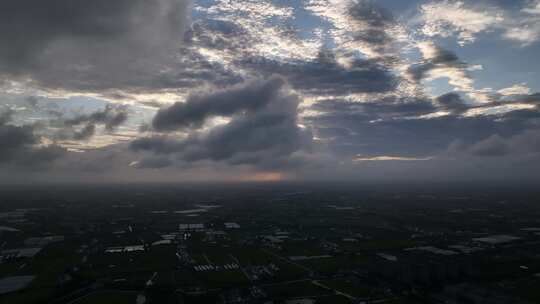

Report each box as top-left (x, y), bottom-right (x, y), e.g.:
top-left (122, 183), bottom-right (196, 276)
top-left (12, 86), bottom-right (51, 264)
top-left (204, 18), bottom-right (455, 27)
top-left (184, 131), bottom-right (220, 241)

top-left (299, 254), bottom-right (369, 274)
top-left (263, 280), bottom-right (330, 299)
top-left (72, 291), bottom-right (138, 304)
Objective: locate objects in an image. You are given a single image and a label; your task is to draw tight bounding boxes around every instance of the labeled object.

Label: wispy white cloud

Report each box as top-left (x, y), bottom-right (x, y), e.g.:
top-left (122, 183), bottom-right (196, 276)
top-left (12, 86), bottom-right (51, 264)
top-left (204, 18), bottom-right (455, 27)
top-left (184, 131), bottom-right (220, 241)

top-left (420, 1), bottom-right (503, 46)
top-left (410, 41), bottom-right (491, 103)
top-left (196, 0), bottom-right (322, 62)
top-left (498, 84), bottom-right (532, 96)
top-left (354, 155), bottom-right (433, 162)
top-left (503, 0), bottom-right (540, 46)
top-left (419, 0), bottom-right (540, 46)
top-left (305, 0), bottom-right (411, 61)
top-left (464, 103), bottom-right (537, 117)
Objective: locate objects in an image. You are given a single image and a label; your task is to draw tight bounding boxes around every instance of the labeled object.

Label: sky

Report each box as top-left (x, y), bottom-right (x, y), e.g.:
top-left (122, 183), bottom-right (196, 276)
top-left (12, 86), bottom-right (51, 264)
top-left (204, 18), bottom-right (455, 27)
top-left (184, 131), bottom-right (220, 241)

top-left (1, 0), bottom-right (540, 183)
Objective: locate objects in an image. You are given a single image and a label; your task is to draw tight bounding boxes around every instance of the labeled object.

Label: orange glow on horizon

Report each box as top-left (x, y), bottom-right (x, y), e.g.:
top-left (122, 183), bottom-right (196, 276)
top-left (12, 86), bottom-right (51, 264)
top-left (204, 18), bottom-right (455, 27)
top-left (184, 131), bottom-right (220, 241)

top-left (242, 172), bottom-right (286, 182)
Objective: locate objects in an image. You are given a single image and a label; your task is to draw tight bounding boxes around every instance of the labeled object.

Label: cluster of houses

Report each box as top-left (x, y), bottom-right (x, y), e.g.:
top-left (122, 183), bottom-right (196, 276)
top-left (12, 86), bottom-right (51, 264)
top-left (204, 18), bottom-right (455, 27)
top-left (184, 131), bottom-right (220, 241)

top-left (193, 263), bottom-right (240, 272)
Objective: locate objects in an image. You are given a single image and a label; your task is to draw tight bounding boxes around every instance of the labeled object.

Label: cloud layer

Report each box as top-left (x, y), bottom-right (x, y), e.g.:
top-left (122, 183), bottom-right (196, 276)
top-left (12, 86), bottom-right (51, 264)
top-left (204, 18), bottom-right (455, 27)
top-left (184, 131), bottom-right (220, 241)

top-left (132, 77), bottom-right (315, 170)
top-left (0, 0), bottom-right (540, 182)
top-left (0, 0), bottom-right (189, 91)
top-left (0, 109), bottom-right (65, 167)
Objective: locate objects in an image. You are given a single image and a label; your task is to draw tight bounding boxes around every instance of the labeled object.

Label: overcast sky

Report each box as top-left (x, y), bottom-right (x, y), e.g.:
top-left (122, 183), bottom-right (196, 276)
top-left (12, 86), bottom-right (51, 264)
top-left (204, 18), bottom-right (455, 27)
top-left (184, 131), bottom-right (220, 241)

top-left (1, 0), bottom-right (540, 183)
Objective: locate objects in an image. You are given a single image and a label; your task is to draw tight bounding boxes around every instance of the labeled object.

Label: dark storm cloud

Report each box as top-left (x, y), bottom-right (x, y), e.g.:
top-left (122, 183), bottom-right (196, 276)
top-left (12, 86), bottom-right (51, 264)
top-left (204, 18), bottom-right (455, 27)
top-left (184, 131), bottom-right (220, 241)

top-left (453, 128), bottom-right (540, 156)
top-left (0, 110), bottom-right (65, 166)
top-left (436, 92), bottom-right (469, 114)
top-left (0, 123), bottom-right (36, 158)
top-left (0, 0), bottom-right (189, 91)
top-left (311, 96), bottom-right (436, 122)
top-left (152, 77), bottom-right (286, 131)
top-left (72, 124), bottom-right (96, 141)
top-left (407, 45), bottom-right (464, 82)
top-left (308, 99), bottom-right (540, 158)
top-left (51, 105), bottom-right (129, 141)
top-left (239, 53), bottom-right (397, 96)
top-left (65, 105), bottom-right (128, 131)
top-left (347, 0), bottom-right (401, 61)
top-left (176, 105), bottom-right (311, 164)
top-left (132, 77), bottom-right (314, 168)
top-left (130, 136), bottom-right (185, 154)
